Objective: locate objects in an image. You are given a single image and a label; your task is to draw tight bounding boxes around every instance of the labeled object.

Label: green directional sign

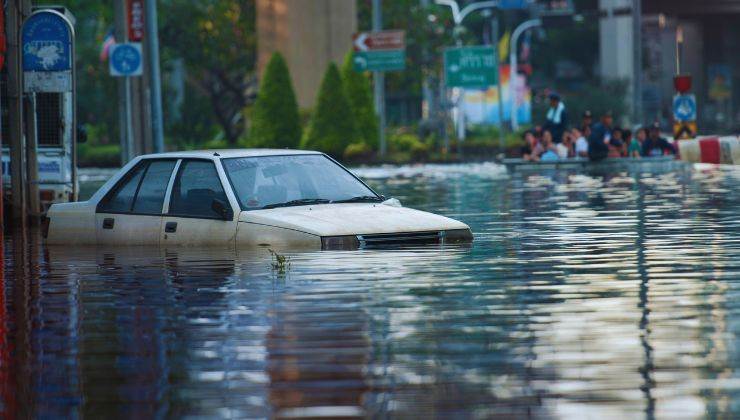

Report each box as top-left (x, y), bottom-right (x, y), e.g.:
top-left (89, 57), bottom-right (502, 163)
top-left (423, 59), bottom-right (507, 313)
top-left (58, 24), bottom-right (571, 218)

top-left (444, 46), bottom-right (498, 88)
top-left (353, 50), bottom-right (405, 72)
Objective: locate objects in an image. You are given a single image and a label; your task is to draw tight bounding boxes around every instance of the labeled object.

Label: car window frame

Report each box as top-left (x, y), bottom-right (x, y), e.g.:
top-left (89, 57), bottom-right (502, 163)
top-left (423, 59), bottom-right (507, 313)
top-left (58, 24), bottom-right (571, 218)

top-left (166, 158), bottom-right (234, 221)
top-left (96, 158), bottom-right (178, 216)
top-left (221, 153), bottom-right (381, 211)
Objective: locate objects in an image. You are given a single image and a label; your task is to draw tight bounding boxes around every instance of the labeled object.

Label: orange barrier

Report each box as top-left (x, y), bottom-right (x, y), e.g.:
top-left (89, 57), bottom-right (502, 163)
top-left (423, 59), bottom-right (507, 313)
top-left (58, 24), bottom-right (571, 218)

top-left (677, 136), bottom-right (740, 165)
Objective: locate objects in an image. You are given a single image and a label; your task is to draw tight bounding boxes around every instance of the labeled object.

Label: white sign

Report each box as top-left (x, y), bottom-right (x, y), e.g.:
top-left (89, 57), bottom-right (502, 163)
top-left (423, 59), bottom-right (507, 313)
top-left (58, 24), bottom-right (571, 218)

top-left (24, 70), bottom-right (72, 92)
top-left (109, 43), bottom-right (143, 77)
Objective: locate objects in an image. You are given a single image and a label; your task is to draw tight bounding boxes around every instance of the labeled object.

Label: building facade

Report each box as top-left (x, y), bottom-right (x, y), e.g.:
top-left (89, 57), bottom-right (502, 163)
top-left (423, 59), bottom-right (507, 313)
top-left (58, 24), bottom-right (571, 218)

top-left (256, 0), bottom-right (357, 109)
top-left (600, 0), bottom-right (740, 133)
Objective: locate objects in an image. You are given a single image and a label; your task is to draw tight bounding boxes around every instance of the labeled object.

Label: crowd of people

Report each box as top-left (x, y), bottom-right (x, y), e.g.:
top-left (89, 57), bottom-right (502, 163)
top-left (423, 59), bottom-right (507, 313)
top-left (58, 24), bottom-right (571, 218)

top-left (520, 93), bottom-right (678, 162)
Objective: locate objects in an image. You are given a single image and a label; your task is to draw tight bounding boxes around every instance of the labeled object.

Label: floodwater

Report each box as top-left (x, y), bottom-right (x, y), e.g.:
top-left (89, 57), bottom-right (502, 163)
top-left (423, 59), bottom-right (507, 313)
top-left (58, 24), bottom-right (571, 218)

top-left (3, 161), bottom-right (740, 418)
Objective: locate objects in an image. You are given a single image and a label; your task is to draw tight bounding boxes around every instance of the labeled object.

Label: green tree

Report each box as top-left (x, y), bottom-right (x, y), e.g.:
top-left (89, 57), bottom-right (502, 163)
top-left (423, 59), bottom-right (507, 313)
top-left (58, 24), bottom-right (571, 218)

top-left (302, 63), bottom-right (357, 157)
top-left (160, 0), bottom-right (257, 145)
top-left (247, 53), bottom-right (301, 148)
top-left (340, 51), bottom-right (378, 148)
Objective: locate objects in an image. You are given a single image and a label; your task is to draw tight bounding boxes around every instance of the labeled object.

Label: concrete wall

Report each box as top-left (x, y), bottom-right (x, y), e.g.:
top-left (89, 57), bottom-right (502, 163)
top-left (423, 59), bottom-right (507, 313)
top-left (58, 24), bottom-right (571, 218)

top-left (257, 0), bottom-right (357, 109)
top-left (598, 0), bottom-right (635, 125)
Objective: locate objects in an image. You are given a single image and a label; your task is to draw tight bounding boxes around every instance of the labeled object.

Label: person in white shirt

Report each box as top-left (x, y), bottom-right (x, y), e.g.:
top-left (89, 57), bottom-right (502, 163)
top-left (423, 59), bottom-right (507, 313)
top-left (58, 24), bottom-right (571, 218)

top-left (572, 127), bottom-right (588, 158)
top-left (555, 131), bottom-right (574, 158)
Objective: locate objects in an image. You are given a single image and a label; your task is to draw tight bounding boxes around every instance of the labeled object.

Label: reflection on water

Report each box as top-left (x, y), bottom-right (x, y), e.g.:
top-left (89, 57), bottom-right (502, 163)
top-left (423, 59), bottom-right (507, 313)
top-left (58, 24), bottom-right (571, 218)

top-left (3, 162), bottom-right (740, 418)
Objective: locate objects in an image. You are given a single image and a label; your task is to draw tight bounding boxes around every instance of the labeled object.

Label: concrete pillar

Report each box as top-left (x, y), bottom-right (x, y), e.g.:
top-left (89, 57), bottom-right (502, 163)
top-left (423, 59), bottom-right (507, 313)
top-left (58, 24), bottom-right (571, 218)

top-left (599, 0), bottom-right (635, 124)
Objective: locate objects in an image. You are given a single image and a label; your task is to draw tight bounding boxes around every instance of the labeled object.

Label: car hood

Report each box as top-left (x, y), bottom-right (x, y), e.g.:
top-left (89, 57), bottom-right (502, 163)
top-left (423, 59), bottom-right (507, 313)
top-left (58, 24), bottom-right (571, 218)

top-left (238, 203), bottom-right (469, 236)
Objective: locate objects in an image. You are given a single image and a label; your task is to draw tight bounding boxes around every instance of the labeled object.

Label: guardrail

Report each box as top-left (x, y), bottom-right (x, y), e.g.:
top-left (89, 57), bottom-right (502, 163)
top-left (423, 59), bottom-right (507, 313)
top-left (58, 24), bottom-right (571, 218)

top-left (677, 136), bottom-right (740, 165)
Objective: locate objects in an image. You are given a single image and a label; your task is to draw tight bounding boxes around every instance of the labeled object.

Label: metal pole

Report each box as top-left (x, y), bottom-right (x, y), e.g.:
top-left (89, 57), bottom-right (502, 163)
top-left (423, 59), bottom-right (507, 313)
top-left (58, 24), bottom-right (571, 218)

top-left (509, 18), bottom-right (541, 132)
top-left (114, 0), bottom-right (132, 163)
top-left (7, 0), bottom-right (27, 226)
top-left (675, 25), bottom-right (682, 75)
top-left (24, 95), bottom-right (39, 219)
top-left (145, 0), bottom-right (165, 153)
top-left (492, 16), bottom-right (505, 152)
top-left (372, 0), bottom-right (386, 157)
top-left (632, 0), bottom-right (642, 125)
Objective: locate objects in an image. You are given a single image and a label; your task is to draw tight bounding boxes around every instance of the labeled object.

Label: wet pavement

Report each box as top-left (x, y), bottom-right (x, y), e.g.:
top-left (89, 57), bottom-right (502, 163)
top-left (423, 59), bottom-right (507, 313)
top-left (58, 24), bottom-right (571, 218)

top-left (2, 161), bottom-right (740, 418)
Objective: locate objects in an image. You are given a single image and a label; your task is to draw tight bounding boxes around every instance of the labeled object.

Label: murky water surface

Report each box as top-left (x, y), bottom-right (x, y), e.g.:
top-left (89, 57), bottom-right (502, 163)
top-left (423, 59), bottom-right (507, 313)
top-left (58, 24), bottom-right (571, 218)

top-left (3, 162), bottom-right (740, 418)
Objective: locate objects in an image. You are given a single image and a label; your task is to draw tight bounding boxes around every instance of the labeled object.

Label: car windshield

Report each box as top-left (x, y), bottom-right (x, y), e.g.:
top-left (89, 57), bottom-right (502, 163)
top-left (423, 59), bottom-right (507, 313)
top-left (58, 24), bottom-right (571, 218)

top-left (222, 154), bottom-right (379, 210)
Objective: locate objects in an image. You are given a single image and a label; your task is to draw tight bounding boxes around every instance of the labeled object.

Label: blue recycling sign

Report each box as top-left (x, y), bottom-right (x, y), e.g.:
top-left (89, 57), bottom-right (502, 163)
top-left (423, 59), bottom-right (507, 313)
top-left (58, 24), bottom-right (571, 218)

top-left (22, 10), bottom-right (73, 72)
top-left (673, 94), bottom-right (697, 122)
top-left (109, 43), bottom-right (143, 77)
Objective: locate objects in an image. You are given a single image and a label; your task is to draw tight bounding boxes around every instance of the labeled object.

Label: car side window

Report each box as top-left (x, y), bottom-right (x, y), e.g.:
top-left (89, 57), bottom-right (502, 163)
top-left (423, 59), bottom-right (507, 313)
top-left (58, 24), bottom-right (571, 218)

top-left (98, 163), bottom-right (147, 213)
top-left (168, 160), bottom-right (229, 219)
top-left (132, 160), bottom-right (177, 214)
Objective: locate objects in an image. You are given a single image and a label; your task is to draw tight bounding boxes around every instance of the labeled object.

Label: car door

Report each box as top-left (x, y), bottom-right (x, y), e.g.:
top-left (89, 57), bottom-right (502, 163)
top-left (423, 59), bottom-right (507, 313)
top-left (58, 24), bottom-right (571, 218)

top-left (95, 159), bottom-right (177, 245)
top-left (161, 159), bottom-right (239, 247)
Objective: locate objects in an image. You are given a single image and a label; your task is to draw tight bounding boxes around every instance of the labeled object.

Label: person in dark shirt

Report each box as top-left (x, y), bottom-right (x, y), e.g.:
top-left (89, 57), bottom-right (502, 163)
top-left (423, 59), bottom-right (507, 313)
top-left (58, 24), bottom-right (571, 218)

top-left (543, 93), bottom-right (568, 144)
top-left (582, 110), bottom-right (593, 130)
top-left (642, 122), bottom-right (676, 157)
top-left (608, 127), bottom-right (624, 157)
top-left (588, 111), bottom-right (613, 161)
top-left (520, 130), bottom-right (543, 161)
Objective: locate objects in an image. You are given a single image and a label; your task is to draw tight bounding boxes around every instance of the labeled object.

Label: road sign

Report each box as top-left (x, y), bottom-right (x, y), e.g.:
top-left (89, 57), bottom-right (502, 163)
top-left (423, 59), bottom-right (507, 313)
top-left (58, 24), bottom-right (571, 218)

top-left (352, 30), bottom-right (405, 72)
top-left (444, 46), bottom-right (498, 88)
top-left (353, 50), bottom-right (405, 72)
top-left (128, 0), bottom-right (145, 41)
top-left (109, 43), bottom-right (143, 77)
top-left (22, 9), bottom-right (74, 92)
top-left (673, 94), bottom-right (696, 122)
top-left (353, 30), bottom-right (404, 51)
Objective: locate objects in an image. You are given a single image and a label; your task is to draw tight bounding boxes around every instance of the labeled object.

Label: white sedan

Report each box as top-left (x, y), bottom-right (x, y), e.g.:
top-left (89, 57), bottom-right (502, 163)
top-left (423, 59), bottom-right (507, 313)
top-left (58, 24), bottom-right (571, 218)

top-left (45, 150), bottom-right (472, 250)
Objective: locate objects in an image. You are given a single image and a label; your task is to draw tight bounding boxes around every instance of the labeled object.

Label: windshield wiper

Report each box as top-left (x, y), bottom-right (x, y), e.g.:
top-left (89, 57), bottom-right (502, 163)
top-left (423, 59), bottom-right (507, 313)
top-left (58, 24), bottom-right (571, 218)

top-left (261, 198), bottom-right (331, 209)
top-left (331, 195), bottom-right (384, 204)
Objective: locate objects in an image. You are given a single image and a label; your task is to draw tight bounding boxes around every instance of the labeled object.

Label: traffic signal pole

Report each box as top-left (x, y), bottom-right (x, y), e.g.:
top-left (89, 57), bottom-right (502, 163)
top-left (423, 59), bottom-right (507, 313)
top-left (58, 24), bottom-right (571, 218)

top-left (145, 0), bottom-right (165, 153)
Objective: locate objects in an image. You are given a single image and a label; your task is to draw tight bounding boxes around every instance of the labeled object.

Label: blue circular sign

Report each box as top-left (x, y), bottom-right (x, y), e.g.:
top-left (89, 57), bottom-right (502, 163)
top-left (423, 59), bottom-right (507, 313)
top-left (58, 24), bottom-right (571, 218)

top-left (673, 94), bottom-right (696, 122)
top-left (22, 11), bottom-right (73, 72)
top-left (110, 44), bottom-right (142, 76)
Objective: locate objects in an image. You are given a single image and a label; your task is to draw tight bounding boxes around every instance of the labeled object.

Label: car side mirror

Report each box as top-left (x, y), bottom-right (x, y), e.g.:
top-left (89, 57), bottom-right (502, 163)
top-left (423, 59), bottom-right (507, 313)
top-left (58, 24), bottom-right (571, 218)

top-left (211, 198), bottom-right (234, 221)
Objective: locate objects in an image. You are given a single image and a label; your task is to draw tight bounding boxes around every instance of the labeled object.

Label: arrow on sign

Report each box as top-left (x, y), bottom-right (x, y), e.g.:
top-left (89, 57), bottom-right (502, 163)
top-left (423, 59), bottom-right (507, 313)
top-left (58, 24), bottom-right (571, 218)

top-left (354, 33), bottom-right (369, 52)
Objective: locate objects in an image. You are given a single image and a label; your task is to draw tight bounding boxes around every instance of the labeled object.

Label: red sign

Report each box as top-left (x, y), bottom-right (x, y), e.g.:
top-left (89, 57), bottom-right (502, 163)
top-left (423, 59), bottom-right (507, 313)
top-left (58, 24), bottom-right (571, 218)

top-left (353, 30), bottom-right (405, 52)
top-left (128, 0), bottom-right (145, 41)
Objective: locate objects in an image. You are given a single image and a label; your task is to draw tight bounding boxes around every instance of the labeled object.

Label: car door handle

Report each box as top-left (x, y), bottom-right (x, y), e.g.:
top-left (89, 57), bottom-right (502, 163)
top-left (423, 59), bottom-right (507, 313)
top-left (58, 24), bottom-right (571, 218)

top-left (165, 222), bottom-right (177, 233)
top-left (102, 218), bottom-right (114, 229)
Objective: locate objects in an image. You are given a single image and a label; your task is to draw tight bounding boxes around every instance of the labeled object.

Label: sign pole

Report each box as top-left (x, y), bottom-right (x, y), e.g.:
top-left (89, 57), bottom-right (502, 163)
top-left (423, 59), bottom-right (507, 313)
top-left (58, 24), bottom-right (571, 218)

top-left (145, 0), bottom-right (165, 153)
top-left (372, 0), bottom-right (387, 157)
top-left (114, 0), bottom-right (131, 164)
top-left (491, 16), bottom-right (505, 153)
top-left (7, 0), bottom-right (27, 226)
top-left (24, 94), bottom-right (39, 219)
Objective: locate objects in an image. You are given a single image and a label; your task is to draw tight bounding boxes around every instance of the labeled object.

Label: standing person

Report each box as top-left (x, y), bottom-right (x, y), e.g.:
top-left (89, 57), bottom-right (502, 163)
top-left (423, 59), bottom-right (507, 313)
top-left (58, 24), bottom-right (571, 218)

top-left (520, 130), bottom-right (543, 161)
top-left (572, 127), bottom-right (589, 158)
top-left (582, 110), bottom-right (594, 130)
top-left (543, 93), bottom-right (567, 144)
top-left (628, 127), bottom-right (646, 158)
top-left (588, 111), bottom-right (613, 161)
top-left (642, 122), bottom-right (676, 157)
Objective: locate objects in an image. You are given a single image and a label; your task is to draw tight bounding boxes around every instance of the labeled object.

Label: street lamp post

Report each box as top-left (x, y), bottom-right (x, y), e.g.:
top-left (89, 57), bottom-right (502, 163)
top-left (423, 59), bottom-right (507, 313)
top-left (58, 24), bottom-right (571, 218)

top-left (509, 18), bottom-right (541, 131)
top-left (435, 0), bottom-right (501, 148)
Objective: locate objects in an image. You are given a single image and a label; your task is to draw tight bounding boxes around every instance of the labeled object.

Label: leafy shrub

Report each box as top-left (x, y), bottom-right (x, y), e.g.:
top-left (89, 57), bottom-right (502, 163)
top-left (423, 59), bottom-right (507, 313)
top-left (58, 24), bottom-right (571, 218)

top-left (78, 143), bottom-right (121, 168)
top-left (247, 52), bottom-right (302, 148)
top-left (301, 63), bottom-right (358, 157)
top-left (343, 142), bottom-right (375, 162)
top-left (340, 51), bottom-right (378, 148)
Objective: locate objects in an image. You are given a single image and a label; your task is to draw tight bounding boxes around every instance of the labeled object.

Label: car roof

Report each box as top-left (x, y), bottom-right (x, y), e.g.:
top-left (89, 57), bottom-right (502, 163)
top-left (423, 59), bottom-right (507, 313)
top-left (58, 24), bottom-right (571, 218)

top-left (138, 149), bottom-right (323, 160)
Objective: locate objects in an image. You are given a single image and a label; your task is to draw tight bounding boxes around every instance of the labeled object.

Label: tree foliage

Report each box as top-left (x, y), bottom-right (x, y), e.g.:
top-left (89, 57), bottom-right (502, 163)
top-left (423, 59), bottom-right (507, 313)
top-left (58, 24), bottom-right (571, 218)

top-left (302, 63), bottom-right (357, 157)
top-left (340, 51), bottom-right (377, 148)
top-left (247, 52), bottom-right (301, 148)
top-left (160, 0), bottom-right (257, 144)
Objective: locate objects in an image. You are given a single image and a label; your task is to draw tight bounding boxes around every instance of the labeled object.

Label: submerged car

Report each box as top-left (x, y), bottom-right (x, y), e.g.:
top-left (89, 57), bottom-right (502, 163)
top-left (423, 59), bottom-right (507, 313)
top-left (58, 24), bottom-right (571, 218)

top-left (46, 150), bottom-right (472, 249)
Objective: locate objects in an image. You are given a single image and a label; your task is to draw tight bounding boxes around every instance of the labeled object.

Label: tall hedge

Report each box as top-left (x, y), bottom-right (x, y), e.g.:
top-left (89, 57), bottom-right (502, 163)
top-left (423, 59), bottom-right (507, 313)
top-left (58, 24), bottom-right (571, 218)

top-left (248, 52), bottom-right (301, 148)
top-left (340, 51), bottom-right (378, 148)
top-left (301, 63), bottom-right (357, 157)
